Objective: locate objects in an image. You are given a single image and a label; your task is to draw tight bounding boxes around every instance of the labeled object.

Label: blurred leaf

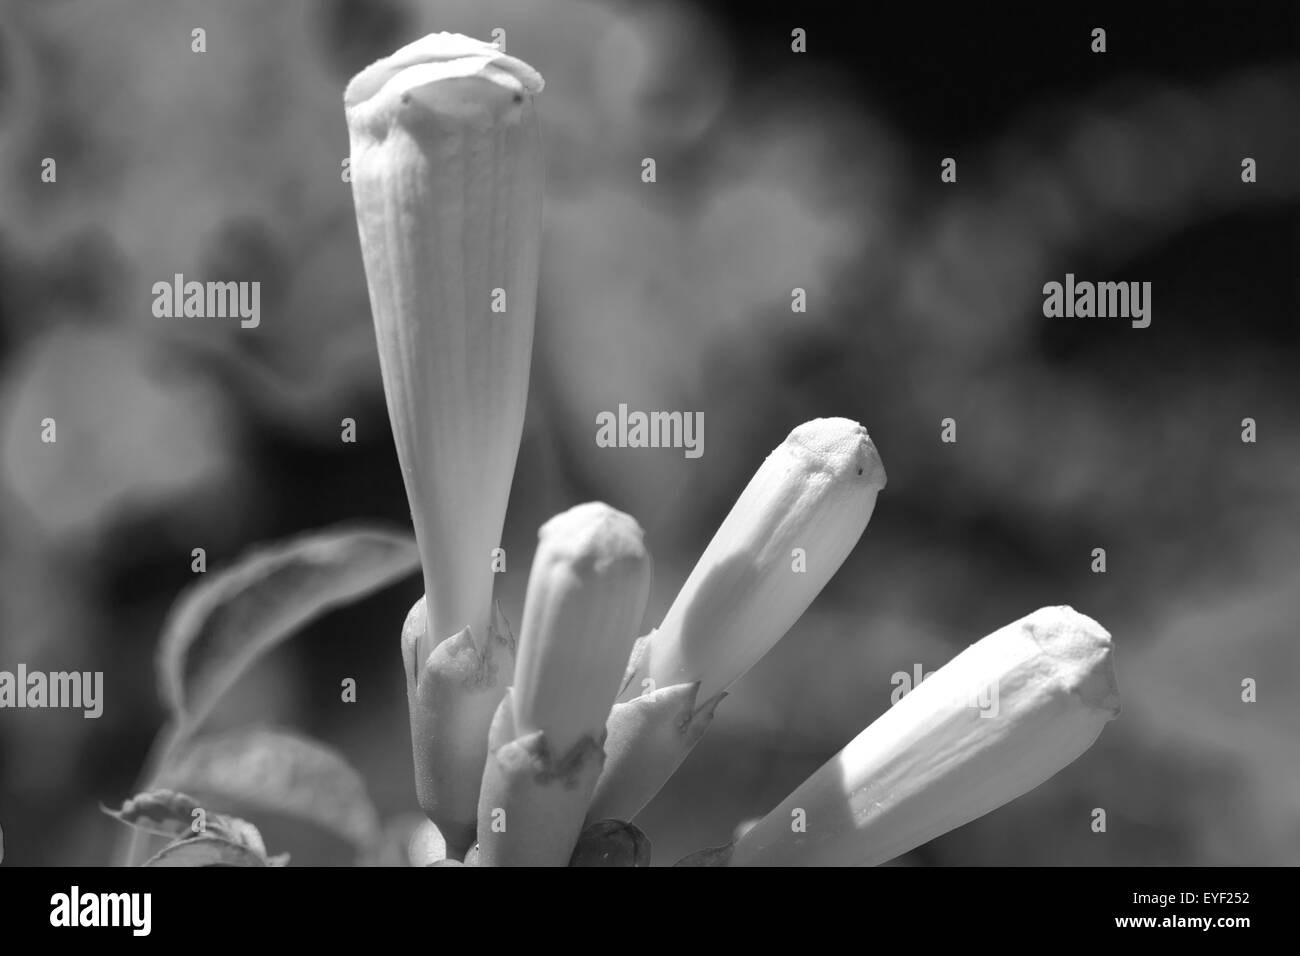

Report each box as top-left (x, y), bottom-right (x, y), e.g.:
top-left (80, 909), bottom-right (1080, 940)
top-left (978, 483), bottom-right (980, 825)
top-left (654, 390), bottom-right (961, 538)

top-left (156, 524), bottom-right (418, 726)
top-left (137, 801), bottom-right (277, 868)
top-left (143, 836), bottom-right (268, 868)
top-left (569, 820), bottom-right (652, 867)
top-left (106, 788), bottom-right (277, 859)
top-left (158, 727), bottom-right (381, 849)
top-left (102, 789), bottom-right (203, 839)
top-left (674, 843), bottom-right (734, 867)
top-left (206, 815), bottom-right (269, 857)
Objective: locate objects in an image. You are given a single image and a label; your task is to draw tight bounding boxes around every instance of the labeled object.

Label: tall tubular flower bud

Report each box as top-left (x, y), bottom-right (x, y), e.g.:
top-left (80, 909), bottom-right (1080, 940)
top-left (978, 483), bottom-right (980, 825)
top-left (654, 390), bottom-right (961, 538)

top-left (346, 33), bottom-right (544, 854)
top-left (345, 33), bottom-right (545, 659)
top-left (729, 606), bottom-right (1120, 866)
top-left (478, 503), bottom-right (651, 867)
top-left (587, 418), bottom-right (885, 823)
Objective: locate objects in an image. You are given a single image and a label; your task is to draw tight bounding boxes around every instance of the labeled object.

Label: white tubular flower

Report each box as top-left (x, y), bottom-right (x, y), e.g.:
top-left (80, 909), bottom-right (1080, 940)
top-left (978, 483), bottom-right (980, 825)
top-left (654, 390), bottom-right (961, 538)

top-left (587, 418), bottom-right (885, 823)
top-left (627, 417), bottom-right (886, 704)
top-left (345, 33), bottom-right (544, 659)
top-left (729, 606), bottom-right (1120, 866)
top-left (477, 503), bottom-right (651, 867)
top-left (345, 33), bottom-right (544, 854)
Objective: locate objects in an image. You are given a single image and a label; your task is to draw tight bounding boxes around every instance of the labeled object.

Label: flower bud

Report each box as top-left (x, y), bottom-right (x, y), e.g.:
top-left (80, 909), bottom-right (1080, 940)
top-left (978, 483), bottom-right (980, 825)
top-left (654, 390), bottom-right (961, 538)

top-left (345, 33), bottom-right (545, 660)
top-left (589, 419), bottom-right (885, 822)
top-left (513, 503), bottom-right (652, 753)
top-left (730, 606), bottom-right (1120, 866)
top-left (624, 417), bottom-right (886, 704)
top-left (347, 33), bottom-right (543, 853)
top-left (477, 503), bottom-right (651, 866)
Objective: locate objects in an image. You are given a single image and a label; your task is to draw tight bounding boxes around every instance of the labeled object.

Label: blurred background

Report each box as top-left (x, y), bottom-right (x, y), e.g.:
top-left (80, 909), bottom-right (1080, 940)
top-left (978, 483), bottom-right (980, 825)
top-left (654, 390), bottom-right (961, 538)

top-left (1, 0), bottom-right (1297, 865)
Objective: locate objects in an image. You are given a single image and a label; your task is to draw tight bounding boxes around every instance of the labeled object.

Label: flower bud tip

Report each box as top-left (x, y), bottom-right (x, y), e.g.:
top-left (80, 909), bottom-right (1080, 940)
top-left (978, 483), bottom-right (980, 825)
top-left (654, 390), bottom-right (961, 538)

top-left (1022, 605), bottom-right (1120, 717)
top-left (344, 32), bottom-right (543, 113)
top-left (784, 417), bottom-right (886, 490)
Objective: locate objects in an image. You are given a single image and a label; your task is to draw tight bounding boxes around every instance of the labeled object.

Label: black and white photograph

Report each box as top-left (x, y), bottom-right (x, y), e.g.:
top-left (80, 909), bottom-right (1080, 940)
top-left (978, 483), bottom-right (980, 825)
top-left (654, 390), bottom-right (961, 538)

top-left (0, 0), bottom-right (1295, 933)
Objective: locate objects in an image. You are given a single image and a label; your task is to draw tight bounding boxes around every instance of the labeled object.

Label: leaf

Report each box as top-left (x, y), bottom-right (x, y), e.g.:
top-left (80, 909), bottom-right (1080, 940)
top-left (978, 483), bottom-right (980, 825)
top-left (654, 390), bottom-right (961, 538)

top-left (106, 788), bottom-right (277, 861)
top-left (158, 727), bottom-right (381, 848)
top-left (568, 820), bottom-right (652, 867)
top-left (143, 836), bottom-right (269, 867)
top-left (156, 524), bottom-right (418, 725)
top-left (674, 843), bottom-right (735, 867)
top-left (206, 815), bottom-right (268, 856)
top-left (102, 789), bottom-right (204, 839)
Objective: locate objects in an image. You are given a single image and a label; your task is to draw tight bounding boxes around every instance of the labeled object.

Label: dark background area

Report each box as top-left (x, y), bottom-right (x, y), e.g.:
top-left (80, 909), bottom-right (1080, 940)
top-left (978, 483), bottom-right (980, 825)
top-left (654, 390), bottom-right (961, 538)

top-left (1, 0), bottom-right (1297, 865)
